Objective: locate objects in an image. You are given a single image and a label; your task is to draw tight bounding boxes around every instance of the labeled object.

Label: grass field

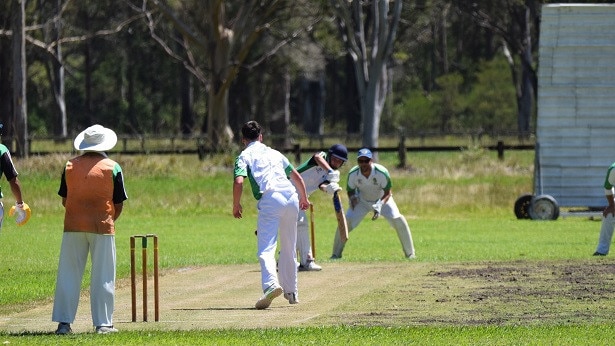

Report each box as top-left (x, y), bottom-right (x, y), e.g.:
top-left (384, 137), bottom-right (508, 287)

top-left (1, 149), bottom-right (613, 345)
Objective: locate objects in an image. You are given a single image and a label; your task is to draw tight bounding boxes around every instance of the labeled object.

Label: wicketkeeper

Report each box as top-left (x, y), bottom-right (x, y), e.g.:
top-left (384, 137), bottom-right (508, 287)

top-left (331, 148), bottom-right (415, 259)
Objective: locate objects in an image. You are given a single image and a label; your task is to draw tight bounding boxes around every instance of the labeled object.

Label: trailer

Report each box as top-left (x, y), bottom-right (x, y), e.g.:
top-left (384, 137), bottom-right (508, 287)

top-left (515, 4), bottom-right (615, 220)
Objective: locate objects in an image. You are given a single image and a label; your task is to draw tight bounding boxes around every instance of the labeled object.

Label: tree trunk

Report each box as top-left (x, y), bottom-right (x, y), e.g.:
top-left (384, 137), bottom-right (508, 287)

top-left (50, 0), bottom-right (67, 138)
top-left (270, 70), bottom-right (291, 149)
top-left (345, 55), bottom-right (361, 134)
top-left (361, 64), bottom-right (388, 151)
top-left (206, 21), bottom-right (234, 150)
top-left (84, 39), bottom-right (94, 125)
top-left (518, 5), bottom-right (533, 138)
top-left (207, 87), bottom-right (232, 149)
top-left (12, 0), bottom-right (28, 157)
top-left (333, 0), bottom-right (402, 152)
top-left (0, 40), bottom-right (10, 146)
top-left (180, 64), bottom-right (195, 135)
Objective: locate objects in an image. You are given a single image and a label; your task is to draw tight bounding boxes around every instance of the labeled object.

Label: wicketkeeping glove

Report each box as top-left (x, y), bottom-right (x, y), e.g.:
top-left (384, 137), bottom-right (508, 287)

top-left (371, 200), bottom-right (383, 220)
top-left (325, 182), bottom-right (342, 195)
top-left (372, 200), bottom-right (383, 214)
top-left (327, 170), bottom-right (340, 184)
top-left (9, 202), bottom-right (31, 226)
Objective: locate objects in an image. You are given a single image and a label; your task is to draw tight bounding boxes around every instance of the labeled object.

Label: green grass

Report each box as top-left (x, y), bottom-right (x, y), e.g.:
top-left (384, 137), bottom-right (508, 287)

top-left (4, 325), bottom-right (615, 345)
top-left (1, 149), bottom-right (611, 345)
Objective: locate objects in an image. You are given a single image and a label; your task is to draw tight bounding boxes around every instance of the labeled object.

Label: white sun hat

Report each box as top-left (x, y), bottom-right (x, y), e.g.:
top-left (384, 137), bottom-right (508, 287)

top-left (73, 124), bottom-right (118, 152)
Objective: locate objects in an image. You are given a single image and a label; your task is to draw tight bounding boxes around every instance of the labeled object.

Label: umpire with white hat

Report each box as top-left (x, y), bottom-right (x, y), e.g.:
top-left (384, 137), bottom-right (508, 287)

top-left (52, 124), bottom-right (128, 335)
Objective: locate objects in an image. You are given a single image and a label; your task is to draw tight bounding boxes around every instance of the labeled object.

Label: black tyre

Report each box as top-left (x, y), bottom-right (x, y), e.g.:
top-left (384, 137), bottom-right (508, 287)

top-left (514, 194), bottom-right (533, 219)
top-left (529, 194), bottom-right (560, 220)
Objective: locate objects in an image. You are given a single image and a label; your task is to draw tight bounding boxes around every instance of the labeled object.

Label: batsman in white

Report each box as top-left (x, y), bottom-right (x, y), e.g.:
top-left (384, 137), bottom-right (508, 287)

top-left (0, 129), bottom-right (31, 232)
top-left (593, 161), bottom-right (615, 256)
top-left (233, 120), bottom-right (310, 309)
top-left (295, 144), bottom-right (348, 271)
top-left (331, 148), bottom-right (415, 259)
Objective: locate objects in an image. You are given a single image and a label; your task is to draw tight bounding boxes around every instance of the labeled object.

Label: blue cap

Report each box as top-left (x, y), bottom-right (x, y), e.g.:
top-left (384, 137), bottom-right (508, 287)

top-left (357, 148), bottom-right (372, 159)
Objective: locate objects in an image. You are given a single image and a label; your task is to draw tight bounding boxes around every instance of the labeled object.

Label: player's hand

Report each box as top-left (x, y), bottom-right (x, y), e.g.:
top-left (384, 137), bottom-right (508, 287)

top-left (327, 170), bottom-right (340, 184)
top-left (350, 196), bottom-right (359, 210)
top-left (9, 202), bottom-right (31, 226)
top-left (299, 197), bottom-right (310, 211)
top-left (325, 183), bottom-right (342, 195)
top-left (233, 204), bottom-right (243, 219)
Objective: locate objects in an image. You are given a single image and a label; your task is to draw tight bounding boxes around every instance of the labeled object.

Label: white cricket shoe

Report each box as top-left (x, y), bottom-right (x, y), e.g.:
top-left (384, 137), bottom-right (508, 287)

top-left (96, 325), bottom-right (118, 334)
top-left (284, 292), bottom-right (299, 304)
top-left (298, 260), bottom-right (322, 271)
top-left (255, 285), bottom-right (283, 309)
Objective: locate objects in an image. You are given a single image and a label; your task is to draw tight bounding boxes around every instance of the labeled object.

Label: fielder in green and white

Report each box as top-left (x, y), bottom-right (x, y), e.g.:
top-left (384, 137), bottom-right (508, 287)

top-left (593, 161), bottom-right (615, 256)
top-left (331, 148), bottom-right (415, 259)
top-left (0, 140), bottom-right (31, 232)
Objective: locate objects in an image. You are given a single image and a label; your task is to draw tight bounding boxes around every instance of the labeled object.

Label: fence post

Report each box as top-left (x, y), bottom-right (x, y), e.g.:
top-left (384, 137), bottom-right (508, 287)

top-left (497, 140), bottom-right (504, 160)
top-left (197, 137), bottom-right (206, 161)
top-left (397, 131), bottom-right (406, 168)
top-left (294, 143), bottom-right (301, 164)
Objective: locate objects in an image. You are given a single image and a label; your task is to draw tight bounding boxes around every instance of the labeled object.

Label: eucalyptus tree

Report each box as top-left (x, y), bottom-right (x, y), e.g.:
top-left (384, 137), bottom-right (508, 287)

top-left (0, 2), bottom-right (13, 144)
top-left (329, 0), bottom-right (403, 151)
top-left (2, 0), bottom-right (145, 147)
top-left (455, 0), bottom-right (541, 138)
top-left (12, 0), bottom-right (28, 157)
top-left (0, 1), bottom-right (27, 155)
top-left (140, 0), bottom-right (314, 150)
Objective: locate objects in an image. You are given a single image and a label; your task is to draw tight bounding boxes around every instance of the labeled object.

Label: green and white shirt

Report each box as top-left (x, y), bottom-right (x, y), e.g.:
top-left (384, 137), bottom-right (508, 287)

top-left (0, 144), bottom-right (19, 199)
top-left (295, 151), bottom-right (329, 196)
top-left (234, 141), bottom-right (295, 200)
top-left (347, 163), bottom-right (392, 203)
top-left (604, 162), bottom-right (615, 195)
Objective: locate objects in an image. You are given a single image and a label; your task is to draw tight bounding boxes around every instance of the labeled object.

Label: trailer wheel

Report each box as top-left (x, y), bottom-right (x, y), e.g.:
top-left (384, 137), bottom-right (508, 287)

top-left (514, 194), bottom-right (533, 219)
top-left (529, 194), bottom-right (560, 220)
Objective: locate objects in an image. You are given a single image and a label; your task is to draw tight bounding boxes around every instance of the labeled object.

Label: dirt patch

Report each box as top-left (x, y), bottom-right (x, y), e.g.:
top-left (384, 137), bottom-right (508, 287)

top-left (1, 259), bottom-right (614, 333)
top-left (420, 259), bottom-right (615, 325)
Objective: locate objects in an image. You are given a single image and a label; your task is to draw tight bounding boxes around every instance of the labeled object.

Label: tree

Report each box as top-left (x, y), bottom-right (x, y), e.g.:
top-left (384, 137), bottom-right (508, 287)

top-left (2, 0), bottom-right (146, 140)
top-left (12, 0), bottom-right (28, 157)
top-left (330, 0), bottom-right (403, 150)
top-left (0, 2), bottom-right (13, 143)
top-left (142, 0), bottom-right (300, 150)
top-left (38, 0), bottom-right (67, 138)
top-left (456, 0), bottom-right (540, 138)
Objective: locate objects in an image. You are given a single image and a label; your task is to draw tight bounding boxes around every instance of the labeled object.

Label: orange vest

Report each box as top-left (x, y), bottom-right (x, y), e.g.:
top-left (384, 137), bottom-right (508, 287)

top-left (63, 154), bottom-right (118, 234)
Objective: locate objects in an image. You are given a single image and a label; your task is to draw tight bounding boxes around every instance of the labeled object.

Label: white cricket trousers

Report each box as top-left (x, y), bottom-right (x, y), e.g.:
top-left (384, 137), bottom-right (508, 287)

top-left (332, 196), bottom-right (415, 258)
top-left (52, 232), bottom-right (116, 327)
top-left (257, 190), bottom-right (299, 294)
top-left (596, 214), bottom-right (615, 255)
top-left (296, 209), bottom-right (314, 266)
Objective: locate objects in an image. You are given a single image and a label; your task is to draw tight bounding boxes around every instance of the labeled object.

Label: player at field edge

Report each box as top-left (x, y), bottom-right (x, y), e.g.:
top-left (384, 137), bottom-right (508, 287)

top-left (331, 148), bottom-right (415, 259)
top-left (233, 120), bottom-right (310, 309)
top-left (593, 162), bottom-right (615, 256)
top-left (0, 123), bottom-right (31, 232)
top-left (295, 144), bottom-right (348, 271)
